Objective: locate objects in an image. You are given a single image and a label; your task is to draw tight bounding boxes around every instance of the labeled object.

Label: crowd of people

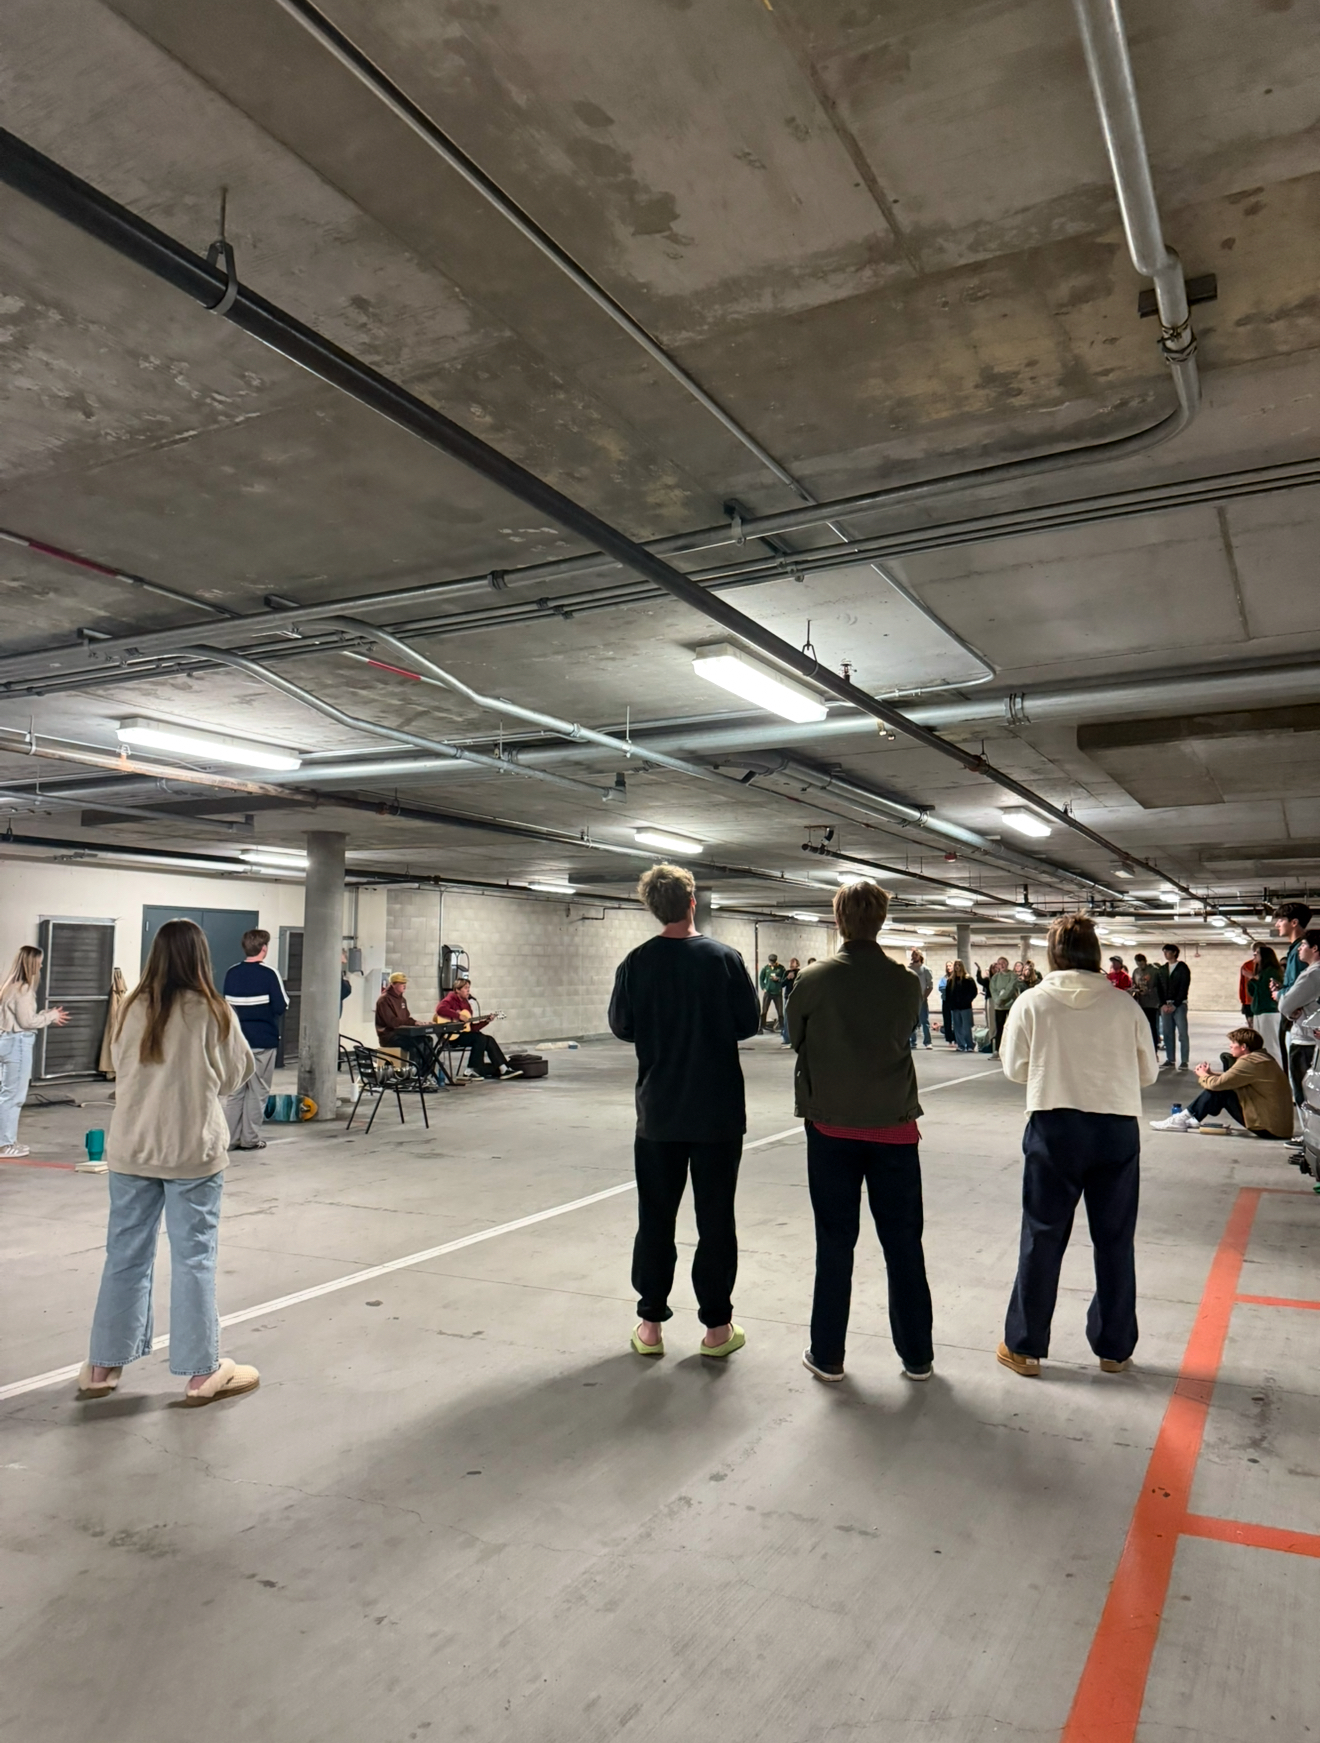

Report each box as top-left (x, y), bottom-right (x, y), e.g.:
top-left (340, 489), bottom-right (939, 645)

top-left (0, 867), bottom-right (1303, 1405)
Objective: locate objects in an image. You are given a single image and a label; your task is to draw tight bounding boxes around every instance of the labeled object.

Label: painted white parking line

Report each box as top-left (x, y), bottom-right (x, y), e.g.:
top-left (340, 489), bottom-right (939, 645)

top-left (1, 1069), bottom-right (1002, 1403)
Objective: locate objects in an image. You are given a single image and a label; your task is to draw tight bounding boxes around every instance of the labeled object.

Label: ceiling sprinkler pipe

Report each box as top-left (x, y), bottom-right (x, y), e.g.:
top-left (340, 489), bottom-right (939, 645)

top-left (0, 129), bottom-right (1208, 908)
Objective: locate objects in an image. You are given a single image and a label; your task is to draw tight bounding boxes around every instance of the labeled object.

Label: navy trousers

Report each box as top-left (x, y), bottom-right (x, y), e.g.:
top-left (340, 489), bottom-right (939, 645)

top-left (806, 1126), bottom-right (933, 1369)
top-left (1004, 1109), bottom-right (1140, 1363)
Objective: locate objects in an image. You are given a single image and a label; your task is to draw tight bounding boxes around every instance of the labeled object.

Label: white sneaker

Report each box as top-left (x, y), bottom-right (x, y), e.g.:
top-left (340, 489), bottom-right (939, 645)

top-left (1150, 1112), bottom-right (1198, 1132)
top-left (0, 1143), bottom-right (30, 1158)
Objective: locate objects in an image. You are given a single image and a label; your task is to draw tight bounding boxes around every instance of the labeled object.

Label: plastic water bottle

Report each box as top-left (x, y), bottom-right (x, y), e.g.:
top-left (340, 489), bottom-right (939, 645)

top-left (1171, 1104), bottom-right (1182, 1115)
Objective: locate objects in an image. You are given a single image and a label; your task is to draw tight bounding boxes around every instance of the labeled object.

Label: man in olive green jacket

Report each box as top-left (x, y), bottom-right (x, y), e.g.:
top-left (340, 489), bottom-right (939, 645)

top-left (787, 882), bottom-right (932, 1384)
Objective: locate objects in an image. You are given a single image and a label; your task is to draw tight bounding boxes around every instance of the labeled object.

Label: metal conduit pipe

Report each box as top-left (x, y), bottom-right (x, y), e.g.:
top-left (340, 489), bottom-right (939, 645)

top-left (186, 646), bottom-right (620, 804)
top-left (0, 130), bottom-right (1206, 908)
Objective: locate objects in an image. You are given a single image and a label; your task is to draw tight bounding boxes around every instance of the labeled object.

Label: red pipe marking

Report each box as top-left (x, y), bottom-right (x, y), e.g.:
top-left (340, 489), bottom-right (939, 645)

top-left (1060, 1187), bottom-right (1261, 1743)
top-left (1183, 1514), bottom-right (1320, 1559)
top-left (365, 658), bottom-right (422, 681)
top-left (1235, 1293), bottom-right (1320, 1311)
top-left (0, 1157), bottom-right (77, 1170)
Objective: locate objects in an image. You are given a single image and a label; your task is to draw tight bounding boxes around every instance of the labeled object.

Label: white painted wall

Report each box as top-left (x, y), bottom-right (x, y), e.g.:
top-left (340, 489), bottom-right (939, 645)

top-left (0, 857), bottom-right (306, 984)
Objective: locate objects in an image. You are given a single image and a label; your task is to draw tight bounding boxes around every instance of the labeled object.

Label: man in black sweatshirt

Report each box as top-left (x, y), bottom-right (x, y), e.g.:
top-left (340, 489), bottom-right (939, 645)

top-left (608, 863), bottom-right (759, 1361)
top-left (222, 928), bottom-right (288, 1149)
top-left (1158, 943), bottom-right (1192, 1071)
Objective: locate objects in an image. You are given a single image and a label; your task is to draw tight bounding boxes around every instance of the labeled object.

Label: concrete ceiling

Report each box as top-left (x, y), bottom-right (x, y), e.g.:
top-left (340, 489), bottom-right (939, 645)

top-left (1, 0), bottom-right (1319, 937)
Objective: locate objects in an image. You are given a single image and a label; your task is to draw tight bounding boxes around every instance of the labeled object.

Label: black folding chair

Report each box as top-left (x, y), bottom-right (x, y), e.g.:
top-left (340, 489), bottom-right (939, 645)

top-left (346, 1044), bottom-right (430, 1133)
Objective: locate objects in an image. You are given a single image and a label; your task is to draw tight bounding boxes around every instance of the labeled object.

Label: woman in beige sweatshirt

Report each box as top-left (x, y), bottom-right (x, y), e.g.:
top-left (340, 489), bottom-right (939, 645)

top-left (0, 945), bottom-right (69, 1158)
top-left (80, 919), bottom-right (261, 1406)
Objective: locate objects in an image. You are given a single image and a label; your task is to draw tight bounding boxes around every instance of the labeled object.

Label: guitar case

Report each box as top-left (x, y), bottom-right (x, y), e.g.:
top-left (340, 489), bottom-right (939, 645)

top-left (507, 1052), bottom-right (549, 1079)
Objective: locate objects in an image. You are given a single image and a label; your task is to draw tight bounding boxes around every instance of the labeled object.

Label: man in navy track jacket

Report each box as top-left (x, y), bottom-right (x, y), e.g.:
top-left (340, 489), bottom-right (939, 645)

top-left (222, 927), bottom-right (288, 1149)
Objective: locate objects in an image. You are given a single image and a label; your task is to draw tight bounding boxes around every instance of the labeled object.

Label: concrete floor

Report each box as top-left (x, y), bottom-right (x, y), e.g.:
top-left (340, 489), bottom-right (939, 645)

top-left (2, 1016), bottom-right (1317, 1742)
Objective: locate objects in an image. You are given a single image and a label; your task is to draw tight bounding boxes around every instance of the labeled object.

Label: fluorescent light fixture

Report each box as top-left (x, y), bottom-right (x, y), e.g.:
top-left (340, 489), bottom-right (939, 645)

top-left (1113, 867), bottom-right (1135, 879)
top-left (1159, 890), bottom-right (1180, 905)
top-left (1208, 915), bottom-right (1229, 928)
top-left (240, 846), bottom-right (308, 869)
top-left (691, 642), bottom-right (828, 724)
top-left (116, 717), bottom-right (302, 772)
top-left (944, 892), bottom-right (978, 908)
top-left (634, 828), bottom-right (703, 855)
top-left (1001, 807), bottom-right (1052, 839)
top-left (836, 869), bottom-right (868, 885)
top-left (1013, 906), bottom-right (1035, 922)
top-left (528, 881), bottom-right (576, 896)
top-left (790, 911), bottom-right (828, 923)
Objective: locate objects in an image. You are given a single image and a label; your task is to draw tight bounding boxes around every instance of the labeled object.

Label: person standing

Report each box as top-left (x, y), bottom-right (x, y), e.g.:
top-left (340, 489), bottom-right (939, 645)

top-left (978, 957), bottom-right (1021, 1052)
top-left (0, 945), bottom-right (69, 1159)
top-left (1157, 944), bottom-right (1191, 1071)
top-left (609, 865), bottom-right (759, 1359)
top-left (788, 880), bottom-right (931, 1383)
top-left (909, 950), bottom-right (933, 1049)
top-left (1106, 957), bottom-right (1132, 991)
top-left (996, 913), bottom-right (1158, 1378)
top-left (1130, 954), bottom-right (1162, 1053)
top-left (79, 918), bottom-right (259, 1406)
top-left (1274, 902), bottom-right (1316, 1109)
top-left (1246, 944), bottom-right (1284, 1067)
top-left (1237, 954), bottom-right (1256, 1023)
top-left (946, 960), bottom-right (978, 1051)
top-left (1279, 930), bottom-right (1320, 1146)
top-left (222, 928), bottom-right (288, 1152)
top-left (1150, 1027), bottom-right (1293, 1138)
top-left (759, 954), bottom-right (787, 1033)
top-left (939, 961), bottom-right (954, 1048)
top-left (779, 957), bottom-right (801, 1045)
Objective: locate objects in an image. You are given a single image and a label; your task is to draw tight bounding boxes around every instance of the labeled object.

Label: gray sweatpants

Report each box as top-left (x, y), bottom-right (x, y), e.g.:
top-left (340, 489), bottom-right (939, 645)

top-left (225, 1046), bottom-right (277, 1148)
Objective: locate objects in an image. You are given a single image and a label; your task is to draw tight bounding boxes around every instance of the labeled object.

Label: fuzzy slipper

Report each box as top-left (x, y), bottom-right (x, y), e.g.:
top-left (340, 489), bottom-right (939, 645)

top-left (699, 1325), bottom-right (746, 1359)
top-left (630, 1326), bottom-right (664, 1357)
top-left (76, 1363), bottom-right (121, 1398)
top-left (179, 1358), bottom-right (260, 1407)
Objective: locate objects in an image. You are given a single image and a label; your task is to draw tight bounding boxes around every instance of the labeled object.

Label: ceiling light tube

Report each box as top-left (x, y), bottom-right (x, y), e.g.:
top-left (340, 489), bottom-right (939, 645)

top-left (691, 642), bottom-right (829, 724)
top-left (944, 892), bottom-right (978, 908)
top-left (1000, 807), bottom-right (1052, 839)
top-left (1013, 906), bottom-right (1036, 922)
top-left (116, 717), bottom-right (302, 772)
top-left (527, 881), bottom-right (576, 896)
top-left (634, 828), bottom-right (704, 855)
top-left (240, 846), bottom-right (309, 867)
top-left (789, 911), bottom-right (828, 923)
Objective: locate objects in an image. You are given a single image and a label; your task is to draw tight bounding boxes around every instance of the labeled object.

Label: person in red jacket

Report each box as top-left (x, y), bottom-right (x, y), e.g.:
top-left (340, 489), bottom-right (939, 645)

top-left (435, 979), bottom-right (515, 1079)
top-left (1106, 956), bottom-right (1132, 991)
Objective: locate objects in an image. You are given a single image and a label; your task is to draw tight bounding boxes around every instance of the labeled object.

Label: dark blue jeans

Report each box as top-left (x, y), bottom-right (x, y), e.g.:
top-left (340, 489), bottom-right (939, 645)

top-left (805, 1125), bottom-right (933, 1369)
top-left (1004, 1109), bottom-right (1140, 1362)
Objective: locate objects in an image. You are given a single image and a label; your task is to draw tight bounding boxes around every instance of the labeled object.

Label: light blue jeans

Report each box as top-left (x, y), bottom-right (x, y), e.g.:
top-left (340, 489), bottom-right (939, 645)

top-left (89, 1171), bottom-right (224, 1376)
top-left (1160, 1003), bottom-right (1190, 1069)
top-left (0, 1030), bottom-right (35, 1146)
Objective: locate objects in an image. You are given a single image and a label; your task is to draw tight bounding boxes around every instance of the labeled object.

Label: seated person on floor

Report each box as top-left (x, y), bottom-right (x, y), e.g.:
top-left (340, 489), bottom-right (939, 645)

top-left (435, 978), bottom-right (514, 1079)
top-left (1150, 1027), bottom-right (1294, 1138)
top-left (374, 972), bottom-right (415, 1047)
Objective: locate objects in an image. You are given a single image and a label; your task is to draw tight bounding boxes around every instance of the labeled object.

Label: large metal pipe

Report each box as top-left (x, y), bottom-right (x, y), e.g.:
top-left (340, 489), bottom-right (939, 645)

top-left (0, 128), bottom-right (1202, 904)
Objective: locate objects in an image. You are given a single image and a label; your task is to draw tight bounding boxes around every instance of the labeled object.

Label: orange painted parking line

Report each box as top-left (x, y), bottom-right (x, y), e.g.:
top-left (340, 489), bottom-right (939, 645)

top-left (0, 1157), bottom-right (76, 1170)
top-left (1183, 1513), bottom-right (1320, 1559)
top-left (1060, 1187), bottom-right (1262, 1743)
top-left (1236, 1293), bottom-right (1320, 1311)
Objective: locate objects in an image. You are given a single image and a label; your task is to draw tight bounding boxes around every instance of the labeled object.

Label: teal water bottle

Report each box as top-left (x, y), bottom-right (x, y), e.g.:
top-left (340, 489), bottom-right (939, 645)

top-left (84, 1129), bottom-right (105, 1161)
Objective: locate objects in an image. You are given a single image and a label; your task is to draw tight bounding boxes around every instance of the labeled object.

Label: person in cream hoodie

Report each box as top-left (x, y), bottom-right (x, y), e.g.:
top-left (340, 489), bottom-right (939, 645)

top-left (79, 918), bottom-right (260, 1407)
top-left (996, 913), bottom-right (1159, 1378)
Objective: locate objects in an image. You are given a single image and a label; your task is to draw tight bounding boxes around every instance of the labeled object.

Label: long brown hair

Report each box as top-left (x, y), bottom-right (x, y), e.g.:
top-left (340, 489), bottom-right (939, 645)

top-left (950, 958), bottom-right (969, 980)
top-left (118, 919), bottom-right (231, 1064)
top-left (0, 945), bottom-right (43, 997)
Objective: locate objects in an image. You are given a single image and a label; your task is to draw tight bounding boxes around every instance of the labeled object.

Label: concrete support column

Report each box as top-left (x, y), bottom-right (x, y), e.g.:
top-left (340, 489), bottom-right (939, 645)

top-left (299, 830), bottom-right (346, 1121)
top-left (956, 922), bottom-right (972, 966)
top-left (1020, 934), bottom-right (1032, 963)
top-left (695, 887), bottom-right (713, 934)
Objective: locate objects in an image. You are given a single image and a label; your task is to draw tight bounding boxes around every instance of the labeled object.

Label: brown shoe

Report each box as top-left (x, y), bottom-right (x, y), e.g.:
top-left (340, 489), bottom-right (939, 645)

top-left (1099, 1357), bottom-right (1133, 1373)
top-left (996, 1341), bottom-right (1041, 1378)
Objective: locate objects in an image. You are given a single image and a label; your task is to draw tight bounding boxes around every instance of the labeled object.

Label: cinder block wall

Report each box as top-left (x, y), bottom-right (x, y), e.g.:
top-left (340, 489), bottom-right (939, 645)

top-left (383, 888), bottom-right (442, 1009)
top-left (413, 892), bottom-right (836, 1046)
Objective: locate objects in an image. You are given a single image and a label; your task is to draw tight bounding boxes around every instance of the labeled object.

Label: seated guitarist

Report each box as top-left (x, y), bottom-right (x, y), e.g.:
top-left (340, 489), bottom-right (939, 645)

top-left (435, 978), bottom-right (515, 1080)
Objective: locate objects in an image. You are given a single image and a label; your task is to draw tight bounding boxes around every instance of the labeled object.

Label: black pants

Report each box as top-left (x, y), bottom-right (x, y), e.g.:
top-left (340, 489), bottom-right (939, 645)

top-left (1141, 1006), bottom-right (1160, 1048)
top-left (760, 989), bottom-right (783, 1029)
top-left (1189, 1087), bottom-right (1246, 1126)
top-left (993, 1007), bottom-right (1010, 1051)
top-left (805, 1125), bottom-right (933, 1369)
top-left (466, 1032), bottom-right (507, 1077)
top-left (632, 1137), bottom-right (741, 1327)
top-left (1004, 1109), bottom-right (1140, 1363)
top-left (940, 1003), bottom-right (953, 1045)
top-left (1289, 1043), bottom-right (1315, 1109)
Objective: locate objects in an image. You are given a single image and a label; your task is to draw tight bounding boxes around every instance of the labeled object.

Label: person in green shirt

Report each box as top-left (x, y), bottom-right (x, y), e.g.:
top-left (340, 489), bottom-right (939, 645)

top-left (976, 957), bottom-right (1022, 1053)
top-left (1247, 943), bottom-right (1284, 1066)
top-left (758, 955), bottom-right (787, 1032)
